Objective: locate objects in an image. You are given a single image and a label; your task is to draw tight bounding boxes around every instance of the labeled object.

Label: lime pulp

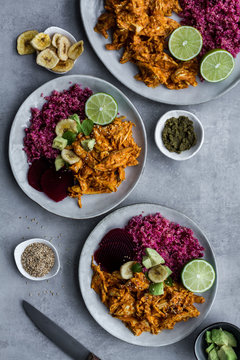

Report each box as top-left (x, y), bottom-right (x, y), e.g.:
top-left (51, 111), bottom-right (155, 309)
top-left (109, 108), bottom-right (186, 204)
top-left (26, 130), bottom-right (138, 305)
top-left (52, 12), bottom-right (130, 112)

top-left (181, 259), bottom-right (215, 293)
top-left (200, 49), bottom-right (235, 82)
top-left (85, 92), bottom-right (118, 125)
top-left (169, 26), bottom-right (203, 61)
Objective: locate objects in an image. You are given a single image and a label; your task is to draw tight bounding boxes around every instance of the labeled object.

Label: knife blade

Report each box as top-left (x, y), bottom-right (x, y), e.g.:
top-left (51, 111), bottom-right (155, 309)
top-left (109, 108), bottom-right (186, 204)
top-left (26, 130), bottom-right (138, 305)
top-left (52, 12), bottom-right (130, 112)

top-left (23, 300), bottom-right (90, 360)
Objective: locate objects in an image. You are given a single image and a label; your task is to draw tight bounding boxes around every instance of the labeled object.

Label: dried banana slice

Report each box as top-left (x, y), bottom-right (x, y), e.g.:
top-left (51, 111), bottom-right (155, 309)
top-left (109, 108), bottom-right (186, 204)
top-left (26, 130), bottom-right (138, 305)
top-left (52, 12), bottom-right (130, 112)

top-left (52, 33), bottom-right (62, 48)
top-left (17, 30), bottom-right (38, 55)
top-left (57, 36), bottom-right (71, 61)
top-left (31, 33), bottom-right (51, 51)
top-left (68, 40), bottom-right (84, 60)
top-left (51, 59), bottom-right (74, 73)
top-left (36, 49), bottom-right (59, 69)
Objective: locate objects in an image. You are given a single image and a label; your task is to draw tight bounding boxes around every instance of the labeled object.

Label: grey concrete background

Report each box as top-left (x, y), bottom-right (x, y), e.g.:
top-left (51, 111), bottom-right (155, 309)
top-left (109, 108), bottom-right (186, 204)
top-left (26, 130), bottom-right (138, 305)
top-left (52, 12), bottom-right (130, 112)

top-left (1, 0), bottom-right (240, 359)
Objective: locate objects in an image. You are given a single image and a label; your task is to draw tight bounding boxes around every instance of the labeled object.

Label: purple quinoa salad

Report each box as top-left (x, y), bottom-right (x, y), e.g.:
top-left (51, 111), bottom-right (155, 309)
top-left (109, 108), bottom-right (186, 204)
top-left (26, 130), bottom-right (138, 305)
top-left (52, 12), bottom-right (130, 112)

top-left (125, 213), bottom-right (204, 279)
top-left (24, 84), bottom-right (93, 163)
top-left (179, 0), bottom-right (240, 57)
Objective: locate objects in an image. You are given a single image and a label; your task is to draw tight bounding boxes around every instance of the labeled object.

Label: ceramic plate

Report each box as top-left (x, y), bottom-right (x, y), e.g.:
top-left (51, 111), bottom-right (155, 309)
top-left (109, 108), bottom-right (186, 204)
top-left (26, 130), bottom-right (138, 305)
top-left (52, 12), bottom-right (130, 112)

top-left (9, 75), bottom-right (147, 219)
top-left (80, 1), bottom-right (240, 105)
top-left (79, 203), bottom-right (217, 346)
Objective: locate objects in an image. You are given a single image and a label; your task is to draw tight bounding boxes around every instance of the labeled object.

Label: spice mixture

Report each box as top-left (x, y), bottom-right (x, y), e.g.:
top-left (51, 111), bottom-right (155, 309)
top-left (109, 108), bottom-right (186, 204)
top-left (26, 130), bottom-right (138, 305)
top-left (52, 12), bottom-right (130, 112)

top-left (162, 116), bottom-right (197, 154)
top-left (21, 242), bottom-right (55, 277)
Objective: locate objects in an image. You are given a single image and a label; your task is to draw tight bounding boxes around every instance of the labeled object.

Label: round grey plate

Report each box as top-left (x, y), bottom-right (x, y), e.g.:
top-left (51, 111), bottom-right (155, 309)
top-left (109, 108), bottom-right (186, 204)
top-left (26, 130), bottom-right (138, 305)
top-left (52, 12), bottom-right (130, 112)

top-left (9, 75), bottom-right (147, 219)
top-left (79, 203), bottom-right (218, 346)
top-left (80, 0), bottom-right (240, 105)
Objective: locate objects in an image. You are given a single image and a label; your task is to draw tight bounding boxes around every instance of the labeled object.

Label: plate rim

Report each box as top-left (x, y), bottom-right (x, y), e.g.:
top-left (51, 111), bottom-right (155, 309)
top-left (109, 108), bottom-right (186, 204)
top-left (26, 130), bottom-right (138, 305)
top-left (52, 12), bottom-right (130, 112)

top-left (79, 202), bottom-right (218, 346)
top-left (80, 0), bottom-right (240, 105)
top-left (8, 74), bottom-right (147, 219)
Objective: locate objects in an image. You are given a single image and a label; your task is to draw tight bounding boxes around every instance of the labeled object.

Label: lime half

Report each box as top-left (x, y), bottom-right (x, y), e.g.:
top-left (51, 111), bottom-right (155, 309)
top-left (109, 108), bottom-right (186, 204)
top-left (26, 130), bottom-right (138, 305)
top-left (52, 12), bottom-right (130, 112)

top-left (169, 26), bottom-right (203, 61)
top-left (85, 92), bottom-right (118, 125)
top-left (200, 49), bottom-right (235, 82)
top-left (181, 259), bottom-right (215, 293)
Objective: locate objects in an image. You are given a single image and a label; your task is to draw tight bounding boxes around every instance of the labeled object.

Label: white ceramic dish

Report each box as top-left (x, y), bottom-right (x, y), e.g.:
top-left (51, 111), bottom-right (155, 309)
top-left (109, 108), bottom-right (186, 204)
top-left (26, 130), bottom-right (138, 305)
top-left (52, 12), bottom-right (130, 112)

top-left (9, 75), bottom-right (147, 219)
top-left (80, 0), bottom-right (240, 105)
top-left (155, 110), bottom-right (204, 161)
top-left (14, 238), bottom-right (60, 281)
top-left (79, 203), bottom-right (218, 347)
top-left (44, 26), bottom-right (78, 74)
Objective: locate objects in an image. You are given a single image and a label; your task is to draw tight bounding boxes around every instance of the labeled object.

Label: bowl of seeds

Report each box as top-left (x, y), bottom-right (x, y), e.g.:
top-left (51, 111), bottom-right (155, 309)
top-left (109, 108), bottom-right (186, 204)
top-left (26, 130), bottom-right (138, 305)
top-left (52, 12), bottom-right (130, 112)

top-left (14, 238), bottom-right (60, 281)
top-left (154, 110), bottom-right (204, 161)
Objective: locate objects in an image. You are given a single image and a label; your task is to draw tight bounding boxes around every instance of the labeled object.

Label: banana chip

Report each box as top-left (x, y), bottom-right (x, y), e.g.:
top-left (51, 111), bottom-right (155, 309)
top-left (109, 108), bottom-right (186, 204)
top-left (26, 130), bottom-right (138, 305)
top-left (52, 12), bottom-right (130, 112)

top-left (68, 40), bottom-right (84, 60)
top-left (57, 36), bottom-right (71, 61)
top-left (52, 33), bottom-right (62, 47)
top-left (17, 30), bottom-right (38, 55)
top-left (36, 48), bottom-right (59, 69)
top-left (31, 33), bottom-right (51, 51)
top-left (51, 58), bottom-right (74, 72)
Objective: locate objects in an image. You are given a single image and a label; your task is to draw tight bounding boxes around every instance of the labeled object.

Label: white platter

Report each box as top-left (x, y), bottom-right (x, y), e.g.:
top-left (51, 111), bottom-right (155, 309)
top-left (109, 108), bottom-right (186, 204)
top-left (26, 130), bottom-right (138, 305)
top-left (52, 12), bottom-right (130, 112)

top-left (9, 75), bottom-right (147, 219)
top-left (79, 203), bottom-right (217, 346)
top-left (80, 0), bottom-right (240, 105)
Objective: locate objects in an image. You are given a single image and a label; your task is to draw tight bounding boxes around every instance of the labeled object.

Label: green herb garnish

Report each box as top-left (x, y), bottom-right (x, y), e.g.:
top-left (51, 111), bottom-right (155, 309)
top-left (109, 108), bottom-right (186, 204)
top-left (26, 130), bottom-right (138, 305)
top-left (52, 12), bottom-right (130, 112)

top-left (165, 276), bottom-right (173, 286)
top-left (131, 263), bottom-right (142, 273)
top-left (81, 119), bottom-right (94, 136)
top-left (62, 131), bottom-right (77, 145)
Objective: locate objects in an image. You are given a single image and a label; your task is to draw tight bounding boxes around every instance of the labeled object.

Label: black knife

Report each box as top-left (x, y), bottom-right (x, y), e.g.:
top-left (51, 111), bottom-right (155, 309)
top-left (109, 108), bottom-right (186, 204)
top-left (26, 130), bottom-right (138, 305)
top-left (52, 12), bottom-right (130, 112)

top-left (23, 300), bottom-right (96, 360)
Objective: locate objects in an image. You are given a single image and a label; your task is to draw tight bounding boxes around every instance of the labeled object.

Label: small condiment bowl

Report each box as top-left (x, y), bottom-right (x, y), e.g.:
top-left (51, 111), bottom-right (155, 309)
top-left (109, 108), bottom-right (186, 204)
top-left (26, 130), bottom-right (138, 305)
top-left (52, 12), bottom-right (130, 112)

top-left (194, 322), bottom-right (240, 360)
top-left (14, 238), bottom-right (60, 281)
top-left (44, 26), bottom-right (78, 75)
top-left (154, 110), bottom-right (204, 161)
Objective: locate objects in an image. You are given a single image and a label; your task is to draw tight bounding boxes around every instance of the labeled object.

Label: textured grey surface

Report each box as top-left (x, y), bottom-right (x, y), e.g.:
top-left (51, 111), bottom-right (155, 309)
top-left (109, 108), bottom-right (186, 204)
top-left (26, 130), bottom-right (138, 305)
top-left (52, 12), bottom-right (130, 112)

top-left (1, 0), bottom-right (240, 359)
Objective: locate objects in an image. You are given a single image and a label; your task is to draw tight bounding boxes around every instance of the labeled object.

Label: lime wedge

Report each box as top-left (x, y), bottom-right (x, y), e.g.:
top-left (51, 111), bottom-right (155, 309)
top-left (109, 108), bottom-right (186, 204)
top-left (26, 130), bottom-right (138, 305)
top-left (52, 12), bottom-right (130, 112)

top-left (85, 92), bottom-right (118, 125)
top-left (200, 49), bottom-right (235, 82)
top-left (181, 259), bottom-right (215, 293)
top-left (169, 26), bottom-right (203, 61)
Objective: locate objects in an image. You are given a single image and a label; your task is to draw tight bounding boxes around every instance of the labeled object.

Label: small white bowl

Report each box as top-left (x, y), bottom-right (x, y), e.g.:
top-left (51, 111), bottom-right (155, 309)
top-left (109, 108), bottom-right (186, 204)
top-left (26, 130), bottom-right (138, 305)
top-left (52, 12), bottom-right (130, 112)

top-left (14, 238), bottom-right (60, 281)
top-left (44, 26), bottom-right (78, 74)
top-left (154, 110), bottom-right (204, 161)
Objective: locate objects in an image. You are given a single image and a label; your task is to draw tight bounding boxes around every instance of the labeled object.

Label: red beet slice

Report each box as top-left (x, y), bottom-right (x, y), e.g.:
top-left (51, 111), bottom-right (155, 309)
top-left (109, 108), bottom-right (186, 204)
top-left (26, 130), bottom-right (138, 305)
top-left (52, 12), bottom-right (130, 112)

top-left (94, 228), bottom-right (134, 272)
top-left (28, 158), bottom-right (51, 191)
top-left (100, 228), bottom-right (134, 248)
top-left (40, 168), bottom-right (74, 202)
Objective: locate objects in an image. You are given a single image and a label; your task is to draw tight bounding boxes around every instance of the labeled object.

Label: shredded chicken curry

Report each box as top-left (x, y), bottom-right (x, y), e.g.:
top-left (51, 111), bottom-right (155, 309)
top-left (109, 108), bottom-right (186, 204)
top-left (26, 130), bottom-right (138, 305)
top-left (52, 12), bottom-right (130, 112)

top-left (68, 117), bottom-right (141, 207)
top-left (95, 0), bottom-right (198, 89)
top-left (91, 262), bottom-right (205, 336)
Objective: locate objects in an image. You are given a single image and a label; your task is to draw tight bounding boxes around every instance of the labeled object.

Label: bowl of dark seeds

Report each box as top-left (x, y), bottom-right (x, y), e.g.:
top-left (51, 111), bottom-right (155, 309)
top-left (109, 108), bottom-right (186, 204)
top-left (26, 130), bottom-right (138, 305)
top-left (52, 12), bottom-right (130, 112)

top-left (14, 238), bottom-right (60, 281)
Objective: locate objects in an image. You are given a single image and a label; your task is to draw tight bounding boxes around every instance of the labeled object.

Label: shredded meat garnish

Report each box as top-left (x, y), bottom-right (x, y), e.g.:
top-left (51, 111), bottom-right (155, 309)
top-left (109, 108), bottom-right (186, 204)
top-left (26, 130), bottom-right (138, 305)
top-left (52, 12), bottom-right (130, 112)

top-left (94, 0), bottom-right (198, 89)
top-left (91, 262), bottom-right (205, 336)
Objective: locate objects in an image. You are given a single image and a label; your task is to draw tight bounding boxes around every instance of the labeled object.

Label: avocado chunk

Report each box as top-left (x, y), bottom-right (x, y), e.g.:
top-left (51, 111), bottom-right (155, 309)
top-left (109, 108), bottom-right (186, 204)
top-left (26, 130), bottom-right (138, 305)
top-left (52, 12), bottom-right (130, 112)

top-left (211, 329), bottom-right (229, 346)
top-left (218, 345), bottom-right (237, 360)
top-left (55, 155), bottom-right (65, 171)
top-left (149, 282), bottom-right (164, 295)
top-left (223, 331), bottom-right (237, 347)
top-left (206, 330), bottom-right (213, 344)
top-left (164, 265), bottom-right (172, 276)
top-left (208, 348), bottom-right (220, 360)
top-left (52, 136), bottom-right (68, 150)
top-left (142, 256), bottom-right (152, 269)
top-left (206, 344), bottom-right (215, 354)
top-left (145, 248), bottom-right (165, 266)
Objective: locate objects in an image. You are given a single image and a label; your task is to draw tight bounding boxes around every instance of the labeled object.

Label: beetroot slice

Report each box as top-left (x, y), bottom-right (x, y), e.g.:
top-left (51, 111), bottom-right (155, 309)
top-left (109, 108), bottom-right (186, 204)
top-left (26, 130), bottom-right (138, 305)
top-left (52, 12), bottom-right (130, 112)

top-left (100, 228), bottom-right (134, 248)
top-left (40, 168), bottom-right (74, 202)
top-left (27, 158), bottom-right (51, 191)
top-left (94, 228), bottom-right (134, 272)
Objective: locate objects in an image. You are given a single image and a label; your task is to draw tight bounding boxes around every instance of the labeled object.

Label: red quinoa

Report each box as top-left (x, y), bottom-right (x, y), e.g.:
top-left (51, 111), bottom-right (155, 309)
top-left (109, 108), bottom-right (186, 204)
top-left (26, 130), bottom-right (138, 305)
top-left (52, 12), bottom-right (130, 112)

top-left (125, 213), bottom-right (204, 279)
top-left (23, 84), bottom-right (93, 163)
top-left (179, 0), bottom-right (240, 57)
